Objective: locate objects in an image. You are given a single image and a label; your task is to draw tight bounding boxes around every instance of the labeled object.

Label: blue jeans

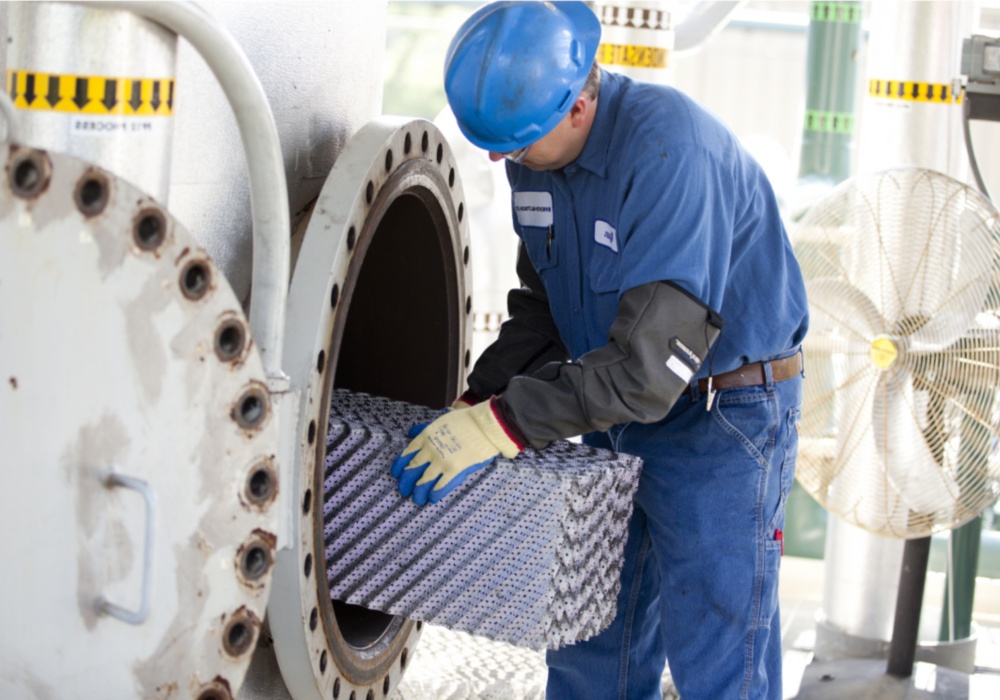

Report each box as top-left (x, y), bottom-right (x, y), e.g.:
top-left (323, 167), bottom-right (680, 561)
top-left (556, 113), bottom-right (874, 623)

top-left (546, 364), bottom-right (802, 700)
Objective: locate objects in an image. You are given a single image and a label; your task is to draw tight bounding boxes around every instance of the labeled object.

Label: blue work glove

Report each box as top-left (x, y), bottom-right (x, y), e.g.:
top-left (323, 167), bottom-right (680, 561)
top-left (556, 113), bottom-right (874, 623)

top-left (391, 398), bottom-right (523, 505)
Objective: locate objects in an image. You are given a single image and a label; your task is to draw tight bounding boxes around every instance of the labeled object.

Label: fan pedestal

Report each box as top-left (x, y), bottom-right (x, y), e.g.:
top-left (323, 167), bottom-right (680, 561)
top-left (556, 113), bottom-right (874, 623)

top-left (796, 539), bottom-right (997, 698)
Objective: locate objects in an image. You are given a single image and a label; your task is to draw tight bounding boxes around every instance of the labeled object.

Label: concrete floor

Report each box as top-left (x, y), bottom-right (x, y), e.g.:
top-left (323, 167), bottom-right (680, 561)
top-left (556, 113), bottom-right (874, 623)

top-left (395, 557), bottom-right (1000, 699)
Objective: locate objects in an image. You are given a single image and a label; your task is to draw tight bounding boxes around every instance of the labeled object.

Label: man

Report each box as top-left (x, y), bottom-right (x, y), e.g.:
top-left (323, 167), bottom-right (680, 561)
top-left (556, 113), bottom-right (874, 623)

top-left (391, 2), bottom-right (808, 698)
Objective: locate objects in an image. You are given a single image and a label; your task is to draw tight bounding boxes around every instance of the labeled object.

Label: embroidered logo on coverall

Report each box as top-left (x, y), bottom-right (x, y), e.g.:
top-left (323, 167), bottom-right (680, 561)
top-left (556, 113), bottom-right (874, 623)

top-left (594, 220), bottom-right (618, 252)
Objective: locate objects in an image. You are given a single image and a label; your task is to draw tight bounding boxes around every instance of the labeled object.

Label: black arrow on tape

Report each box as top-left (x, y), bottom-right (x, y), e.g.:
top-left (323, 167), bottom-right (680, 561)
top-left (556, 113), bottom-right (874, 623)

top-left (167, 81), bottom-right (174, 110)
top-left (8, 71), bottom-right (18, 102)
top-left (102, 79), bottom-right (118, 111)
top-left (150, 81), bottom-right (161, 111)
top-left (45, 75), bottom-right (60, 107)
top-left (24, 73), bottom-right (36, 105)
top-left (72, 78), bottom-right (89, 109)
top-left (129, 81), bottom-right (142, 112)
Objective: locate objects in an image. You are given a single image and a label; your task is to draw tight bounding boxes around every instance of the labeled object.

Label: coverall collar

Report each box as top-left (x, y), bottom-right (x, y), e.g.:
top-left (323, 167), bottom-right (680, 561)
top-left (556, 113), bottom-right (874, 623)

top-left (565, 69), bottom-right (619, 179)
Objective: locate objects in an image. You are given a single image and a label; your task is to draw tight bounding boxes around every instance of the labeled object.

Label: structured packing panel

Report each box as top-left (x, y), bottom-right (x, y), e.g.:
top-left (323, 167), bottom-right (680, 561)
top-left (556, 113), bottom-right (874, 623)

top-left (323, 390), bottom-right (642, 650)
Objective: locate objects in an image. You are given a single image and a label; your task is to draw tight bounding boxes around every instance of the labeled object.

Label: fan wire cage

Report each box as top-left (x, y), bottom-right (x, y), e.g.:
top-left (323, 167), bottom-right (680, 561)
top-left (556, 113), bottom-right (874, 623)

top-left (792, 167), bottom-right (1000, 539)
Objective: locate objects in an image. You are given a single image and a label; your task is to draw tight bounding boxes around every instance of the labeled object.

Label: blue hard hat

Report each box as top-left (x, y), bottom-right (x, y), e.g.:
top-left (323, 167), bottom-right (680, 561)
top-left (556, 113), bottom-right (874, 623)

top-left (444, 1), bottom-right (601, 153)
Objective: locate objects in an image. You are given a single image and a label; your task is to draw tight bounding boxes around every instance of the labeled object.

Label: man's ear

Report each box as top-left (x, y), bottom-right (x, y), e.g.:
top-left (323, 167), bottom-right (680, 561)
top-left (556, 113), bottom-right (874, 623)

top-left (568, 95), bottom-right (592, 128)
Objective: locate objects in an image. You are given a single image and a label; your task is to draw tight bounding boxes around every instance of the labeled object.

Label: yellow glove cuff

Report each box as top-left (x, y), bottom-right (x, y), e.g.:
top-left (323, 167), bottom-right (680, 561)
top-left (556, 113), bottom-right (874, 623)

top-left (470, 399), bottom-right (522, 459)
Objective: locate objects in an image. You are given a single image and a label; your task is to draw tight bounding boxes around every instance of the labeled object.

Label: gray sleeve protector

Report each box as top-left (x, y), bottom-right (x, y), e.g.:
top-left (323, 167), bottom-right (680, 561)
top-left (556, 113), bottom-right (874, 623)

top-left (499, 281), bottom-right (724, 449)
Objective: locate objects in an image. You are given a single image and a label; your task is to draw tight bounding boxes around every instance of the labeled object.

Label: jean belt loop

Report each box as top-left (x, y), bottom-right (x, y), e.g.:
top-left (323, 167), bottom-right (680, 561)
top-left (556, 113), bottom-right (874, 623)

top-left (763, 359), bottom-right (775, 390)
top-left (688, 377), bottom-right (701, 402)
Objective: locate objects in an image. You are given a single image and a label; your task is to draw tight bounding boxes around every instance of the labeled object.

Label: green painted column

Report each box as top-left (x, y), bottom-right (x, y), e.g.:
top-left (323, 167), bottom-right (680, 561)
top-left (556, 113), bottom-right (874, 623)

top-left (797, 2), bottom-right (863, 182)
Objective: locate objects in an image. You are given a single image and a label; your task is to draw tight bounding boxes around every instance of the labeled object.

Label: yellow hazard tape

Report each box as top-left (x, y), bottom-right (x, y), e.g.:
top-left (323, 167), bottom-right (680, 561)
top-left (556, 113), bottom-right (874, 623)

top-left (597, 43), bottom-right (668, 70)
top-left (6, 70), bottom-right (175, 116)
top-left (868, 79), bottom-right (963, 105)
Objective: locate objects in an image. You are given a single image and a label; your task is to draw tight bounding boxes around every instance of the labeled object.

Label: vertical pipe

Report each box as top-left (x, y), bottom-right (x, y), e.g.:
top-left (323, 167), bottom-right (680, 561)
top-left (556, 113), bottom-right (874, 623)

top-left (6, 2), bottom-right (178, 202)
top-left (940, 516), bottom-right (983, 641)
top-left (886, 536), bottom-right (932, 677)
top-left (593, 1), bottom-right (675, 86)
top-left (797, 1), bottom-right (863, 184)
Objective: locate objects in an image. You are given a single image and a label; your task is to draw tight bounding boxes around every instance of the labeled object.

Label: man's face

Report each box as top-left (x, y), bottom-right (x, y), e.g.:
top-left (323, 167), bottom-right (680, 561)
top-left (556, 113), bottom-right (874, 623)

top-left (487, 111), bottom-right (579, 171)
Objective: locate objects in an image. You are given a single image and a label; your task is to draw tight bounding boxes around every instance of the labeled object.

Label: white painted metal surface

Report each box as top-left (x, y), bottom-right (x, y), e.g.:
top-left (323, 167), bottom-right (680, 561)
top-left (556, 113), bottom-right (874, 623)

top-left (0, 147), bottom-right (279, 698)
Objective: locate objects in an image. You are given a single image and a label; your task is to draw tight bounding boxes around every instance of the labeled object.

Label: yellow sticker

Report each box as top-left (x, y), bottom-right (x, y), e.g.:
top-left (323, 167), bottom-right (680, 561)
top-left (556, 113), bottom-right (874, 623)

top-left (868, 79), bottom-right (962, 105)
top-left (597, 43), bottom-right (668, 70)
top-left (7, 70), bottom-right (175, 116)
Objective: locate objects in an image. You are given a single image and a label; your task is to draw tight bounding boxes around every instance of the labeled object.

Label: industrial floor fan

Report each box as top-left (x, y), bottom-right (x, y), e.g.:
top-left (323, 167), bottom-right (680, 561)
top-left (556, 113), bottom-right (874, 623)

top-left (792, 167), bottom-right (1000, 688)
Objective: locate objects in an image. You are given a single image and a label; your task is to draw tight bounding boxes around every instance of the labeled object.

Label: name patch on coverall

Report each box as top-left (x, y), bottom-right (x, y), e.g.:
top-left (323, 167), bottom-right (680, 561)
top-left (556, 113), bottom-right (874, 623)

top-left (513, 191), bottom-right (553, 227)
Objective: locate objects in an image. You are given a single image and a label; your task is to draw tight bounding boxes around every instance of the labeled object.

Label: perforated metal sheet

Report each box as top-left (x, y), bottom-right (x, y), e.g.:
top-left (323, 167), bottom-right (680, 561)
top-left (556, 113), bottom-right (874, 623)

top-left (323, 390), bottom-right (642, 651)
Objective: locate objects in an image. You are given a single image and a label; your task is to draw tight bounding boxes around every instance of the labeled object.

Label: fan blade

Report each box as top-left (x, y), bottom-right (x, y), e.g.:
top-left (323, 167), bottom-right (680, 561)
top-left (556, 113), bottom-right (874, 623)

top-left (805, 277), bottom-right (884, 343)
top-left (872, 370), bottom-right (960, 531)
top-left (847, 170), bottom-right (999, 350)
top-left (802, 356), bottom-right (880, 524)
top-left (904, 210), bottom-right (999, 350)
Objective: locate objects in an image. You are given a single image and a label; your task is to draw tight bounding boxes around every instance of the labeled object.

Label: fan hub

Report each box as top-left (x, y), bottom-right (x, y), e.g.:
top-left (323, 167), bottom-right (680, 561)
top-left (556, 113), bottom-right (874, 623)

top-left (869, 335), bottom-right (899, 370)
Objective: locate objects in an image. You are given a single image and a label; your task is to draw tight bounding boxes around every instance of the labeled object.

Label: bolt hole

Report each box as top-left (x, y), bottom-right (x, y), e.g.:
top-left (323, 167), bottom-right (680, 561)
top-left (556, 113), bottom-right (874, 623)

top-left (223, 617), bottom-right (255, 657)
top-left (384, 149), bottom-right (393, 172)
top-left (134, 209), bottom-right (166, 251)
top-left (317, 349), bottom-right (326, 374)
top-left (366, 691), bottom-right (374, 700)
top-left (365, 181), bottom-right (374, 205)
top-left (304, 553), bottom-right (313, 577)
top-left (240, 542), bottom-right (272, 580)
top-left (308, 419), bottom-right (317, 445)
top-left (320, 649), bottom-right (328, 674)
top-left (246, 463), bottom-right (275, 505)
top-left (466, 296), bottom-right (472, 314)
top-left (421, 131), bottom-right (428, 152)
top-left (310, 607), bottom-right (318, 631)
top-left (235, 388), bottom-right (268, 430)
top-left (330, 283), bottom-right (340, 309)
top-left (382, 676), bottom-right (390, 696)
top-left (347, 226), bottom-right (356, 251)
top-left (464, 350), bottom-right (470, 368)
top-left (333, 678), bottom-right (341, 699)
top-left (416, 621), bottom-right (423, 631)
top-left (196, 684), bottom-right (231, 700)
top-left (303, 488), bottom-right (312, 515)
top-left (350, 693), bottom-right (356, 700)
top-left (400, 647), bottom-right (408, 670)
top-left (448, 168), bottom-right (455, 188)
top-left (10, 151), bottom-right (50, 198)
top-left (215, 320), bottom-right (246, 362)
top-left (435, 143), bottom-right (443, 164)
top-left (180, 260), bottom-right (212, 300)
top-left (458, 203), bottom-right (464, 222)
top-left (74, 173), bottom-right (109, 217)
top-left (404, 133), bottom-right (412, 155)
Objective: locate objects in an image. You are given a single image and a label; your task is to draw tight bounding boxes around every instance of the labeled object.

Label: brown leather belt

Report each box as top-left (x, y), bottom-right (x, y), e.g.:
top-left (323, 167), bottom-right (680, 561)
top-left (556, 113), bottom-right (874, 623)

top-left (682, 353), bottom-right (802, 395)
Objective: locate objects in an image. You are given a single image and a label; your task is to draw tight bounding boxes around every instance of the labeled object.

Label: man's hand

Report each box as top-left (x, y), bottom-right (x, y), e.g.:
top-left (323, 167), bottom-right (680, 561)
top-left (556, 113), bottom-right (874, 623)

top-left (391, 399), bottom-right (522, 505)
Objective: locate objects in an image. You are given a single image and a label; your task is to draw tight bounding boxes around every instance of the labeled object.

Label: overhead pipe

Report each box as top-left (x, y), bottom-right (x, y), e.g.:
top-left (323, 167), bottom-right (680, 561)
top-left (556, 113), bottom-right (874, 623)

top-left (673, 1), bottom-right (745, 56)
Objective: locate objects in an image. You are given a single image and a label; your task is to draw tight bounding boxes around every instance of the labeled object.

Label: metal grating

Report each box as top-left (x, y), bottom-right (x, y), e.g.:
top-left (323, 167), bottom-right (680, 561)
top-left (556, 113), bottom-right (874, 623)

top-left (323, 390), bottom-right (642, 651)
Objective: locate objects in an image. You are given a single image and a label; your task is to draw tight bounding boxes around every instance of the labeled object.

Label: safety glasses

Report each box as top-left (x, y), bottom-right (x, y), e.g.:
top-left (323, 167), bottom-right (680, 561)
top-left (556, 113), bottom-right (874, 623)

top-left (501, 144), bottom-right (531, 164)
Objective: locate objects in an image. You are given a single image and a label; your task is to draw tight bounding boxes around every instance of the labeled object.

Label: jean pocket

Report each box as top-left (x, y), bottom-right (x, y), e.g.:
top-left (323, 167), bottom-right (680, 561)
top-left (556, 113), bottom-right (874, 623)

top-left (765, 405), bottom-right (801, 535)
top-left (711, 387), bottom-right (778, 468)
